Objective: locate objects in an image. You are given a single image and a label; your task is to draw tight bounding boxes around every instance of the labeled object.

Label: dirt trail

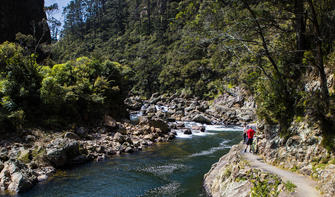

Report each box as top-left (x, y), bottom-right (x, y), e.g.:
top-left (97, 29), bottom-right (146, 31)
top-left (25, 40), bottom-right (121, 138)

top-left (243, 153), bottom-right (321, 197)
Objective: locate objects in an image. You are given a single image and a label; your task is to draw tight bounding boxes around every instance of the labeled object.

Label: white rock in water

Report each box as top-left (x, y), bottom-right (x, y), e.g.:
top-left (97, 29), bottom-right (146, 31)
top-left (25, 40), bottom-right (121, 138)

top-left (37, 174), bottom-right (48, 182)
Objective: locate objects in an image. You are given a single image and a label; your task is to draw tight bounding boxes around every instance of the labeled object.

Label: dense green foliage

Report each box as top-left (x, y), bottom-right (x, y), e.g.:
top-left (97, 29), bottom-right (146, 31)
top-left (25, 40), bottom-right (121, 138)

top-left (0, 42), bottom-right (130, 130)
top-left (2, 0), bottom-right (335, 149)
top-left (53, 0), bottom-right (335, 139)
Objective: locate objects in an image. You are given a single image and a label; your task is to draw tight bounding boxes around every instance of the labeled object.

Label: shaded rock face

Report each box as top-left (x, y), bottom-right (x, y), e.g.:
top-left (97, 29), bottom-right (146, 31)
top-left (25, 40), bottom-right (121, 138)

top-left (46, 139), bottom-right (81, 168)
top-left (0, 161), bottom-right (37, 193)
top-left (0, 0), bottom-right (51, 43)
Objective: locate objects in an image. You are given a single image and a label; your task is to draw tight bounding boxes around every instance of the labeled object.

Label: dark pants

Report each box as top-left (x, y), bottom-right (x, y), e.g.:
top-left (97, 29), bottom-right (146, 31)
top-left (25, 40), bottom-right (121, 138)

top-left (246, 138), bottom-right (253, 145)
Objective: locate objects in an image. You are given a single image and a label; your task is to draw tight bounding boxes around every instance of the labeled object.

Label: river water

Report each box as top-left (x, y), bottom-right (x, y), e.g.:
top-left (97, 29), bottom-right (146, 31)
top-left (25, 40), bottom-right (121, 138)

top-left (17, 125), bottom-right (242, 197)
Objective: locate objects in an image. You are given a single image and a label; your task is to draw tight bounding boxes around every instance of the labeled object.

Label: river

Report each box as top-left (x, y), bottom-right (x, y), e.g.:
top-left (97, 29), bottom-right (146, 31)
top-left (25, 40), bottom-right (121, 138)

top-left (17, 125), bottom-right (242, 197)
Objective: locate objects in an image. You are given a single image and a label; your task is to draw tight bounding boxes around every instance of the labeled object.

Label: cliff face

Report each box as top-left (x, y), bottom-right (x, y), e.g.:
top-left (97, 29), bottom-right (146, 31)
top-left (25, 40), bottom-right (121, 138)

top-left (0, 0), bottom-right (51, 44)
top-left (256, 121), bottom-right (335, 197)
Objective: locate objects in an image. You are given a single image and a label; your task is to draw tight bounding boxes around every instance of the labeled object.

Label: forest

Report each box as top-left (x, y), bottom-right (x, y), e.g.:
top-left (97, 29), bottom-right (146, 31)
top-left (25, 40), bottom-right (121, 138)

top-left (1, 0), bottom-right (335, 149)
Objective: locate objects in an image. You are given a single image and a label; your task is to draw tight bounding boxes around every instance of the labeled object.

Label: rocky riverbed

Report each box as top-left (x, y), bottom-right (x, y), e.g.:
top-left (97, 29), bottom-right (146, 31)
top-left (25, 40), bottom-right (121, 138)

top-left (125, 87), bottom-right (255, 126)
top-left (0, 116), bottom-right (176, 195)
top-left (0, 88), bottom-right (256, 195)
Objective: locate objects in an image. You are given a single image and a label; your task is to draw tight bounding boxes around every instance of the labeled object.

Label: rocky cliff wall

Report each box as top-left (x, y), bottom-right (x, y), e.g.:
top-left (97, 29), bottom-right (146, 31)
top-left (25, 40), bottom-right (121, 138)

top-left (256, 121), bottom-right (335, 197)
top-left (0, 0), bottom-right (51, 44)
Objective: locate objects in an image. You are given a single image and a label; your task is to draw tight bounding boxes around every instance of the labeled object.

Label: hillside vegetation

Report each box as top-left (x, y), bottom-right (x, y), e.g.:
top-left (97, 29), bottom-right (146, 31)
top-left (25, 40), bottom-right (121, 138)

top-left (1, 0), bottom-right (335, 150)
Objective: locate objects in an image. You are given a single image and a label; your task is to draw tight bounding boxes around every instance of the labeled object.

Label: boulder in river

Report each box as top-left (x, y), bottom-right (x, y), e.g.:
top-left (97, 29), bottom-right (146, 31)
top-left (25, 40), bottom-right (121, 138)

top-left (192, 114), bottom-right (212, 124)
top-left (192, 126), bottom-right (206, 132)
top-left (183, 128), bottom-right (192, 135)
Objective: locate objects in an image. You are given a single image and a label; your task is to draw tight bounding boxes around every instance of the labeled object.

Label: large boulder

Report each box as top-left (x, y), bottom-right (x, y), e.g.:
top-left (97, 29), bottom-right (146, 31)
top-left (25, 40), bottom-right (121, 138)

top-left (237, 110), bottom-right (255, 122)
top-left (148, 118), bottom-right (170, 134)
top-left (0, 160), bottom-right (37, 193)
top-left (192, 114), bottom-right (212, 124)
top-left (104, 115), bottom-right (119, 132)
top-left (183, 129), bottom-right (192, 135)
top-left (45, 138), bottom-right (81, 168)
top-left (7, 172), bottom-right (35, 193)
top-left (192, 126), bottom-right (206, 132)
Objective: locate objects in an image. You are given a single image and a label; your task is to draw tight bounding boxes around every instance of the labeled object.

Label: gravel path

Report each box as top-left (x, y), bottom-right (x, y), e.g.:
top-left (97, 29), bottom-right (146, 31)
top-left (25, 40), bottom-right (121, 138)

top-left (243, 152), bottom-right (321, 197)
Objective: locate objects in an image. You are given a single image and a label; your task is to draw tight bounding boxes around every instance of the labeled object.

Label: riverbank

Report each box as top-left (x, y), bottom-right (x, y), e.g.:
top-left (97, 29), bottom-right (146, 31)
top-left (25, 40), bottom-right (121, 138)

top-left (0, 117), bottom-right (175, 195)
top-left (6, 123), bottom-right (243, 197)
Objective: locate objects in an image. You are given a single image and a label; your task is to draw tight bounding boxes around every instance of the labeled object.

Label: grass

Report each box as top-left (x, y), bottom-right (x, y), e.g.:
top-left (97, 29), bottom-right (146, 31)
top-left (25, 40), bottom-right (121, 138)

top-left (284, 181), bottom-right (297, 193)
top-left (250, 175), bottom-right (281, 197)
top-left (290, 165), bottom-right (298, 172)
top-left (329, 158), bottom-right (335, 165)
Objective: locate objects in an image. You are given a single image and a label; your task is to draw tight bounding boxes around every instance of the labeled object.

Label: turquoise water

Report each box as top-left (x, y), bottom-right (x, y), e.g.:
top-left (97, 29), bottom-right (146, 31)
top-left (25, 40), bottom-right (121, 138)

top-left (17, 128), bottom-right (242, 197)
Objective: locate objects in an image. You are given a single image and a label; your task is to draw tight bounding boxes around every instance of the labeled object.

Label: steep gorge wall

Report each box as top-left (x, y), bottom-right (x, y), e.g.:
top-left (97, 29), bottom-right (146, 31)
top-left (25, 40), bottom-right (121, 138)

top-left (0, 0), bottom-right (50, 43)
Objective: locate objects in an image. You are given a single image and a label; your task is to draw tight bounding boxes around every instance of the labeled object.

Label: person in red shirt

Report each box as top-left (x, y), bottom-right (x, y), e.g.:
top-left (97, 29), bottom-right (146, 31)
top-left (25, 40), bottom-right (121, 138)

top-left (244, 126), bottom-right (255, 153)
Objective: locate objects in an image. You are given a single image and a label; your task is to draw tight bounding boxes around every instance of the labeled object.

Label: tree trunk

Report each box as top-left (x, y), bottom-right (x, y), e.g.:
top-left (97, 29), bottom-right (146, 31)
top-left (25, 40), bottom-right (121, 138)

top-left (307, 0), bottom-right (329, 109)
top-left (294, 0), bottom-right (306, 64)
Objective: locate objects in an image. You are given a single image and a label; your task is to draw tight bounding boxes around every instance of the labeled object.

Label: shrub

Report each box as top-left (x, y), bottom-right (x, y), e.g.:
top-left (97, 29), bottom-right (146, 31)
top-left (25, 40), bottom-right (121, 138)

top-left (40, 57), bottom-right (130, 125)
top-left (0, 42), bottom-right (42, 130)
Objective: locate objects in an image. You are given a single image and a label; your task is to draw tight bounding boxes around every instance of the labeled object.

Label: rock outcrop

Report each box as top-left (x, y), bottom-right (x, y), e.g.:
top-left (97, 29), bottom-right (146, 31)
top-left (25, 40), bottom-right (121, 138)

top-left (206, 87), bottom-right (256, 125)
top-left (204, 143), bottom-right (292, 197)
top-left (255, 121), bottom-right (335, 197)
top-left (0, 160), bottom-right (37, 193)
top-left (0, 0), bottom-right (51, 44)
top-left (45, 138), bottom-right (81, 168)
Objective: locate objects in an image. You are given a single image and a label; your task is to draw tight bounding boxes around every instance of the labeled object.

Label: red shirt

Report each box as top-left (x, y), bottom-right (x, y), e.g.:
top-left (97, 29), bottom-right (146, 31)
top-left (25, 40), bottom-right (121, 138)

top-left (247, 128), bottom-right (255, 139)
